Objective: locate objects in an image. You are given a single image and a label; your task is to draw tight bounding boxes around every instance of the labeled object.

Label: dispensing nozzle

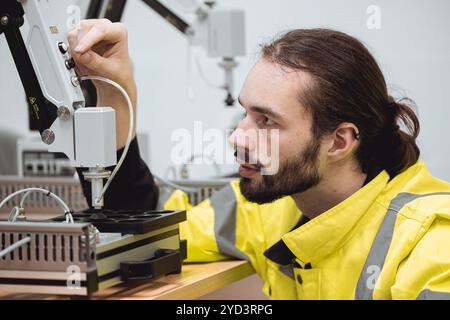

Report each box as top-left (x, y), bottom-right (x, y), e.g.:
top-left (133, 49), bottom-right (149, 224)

top-left (83, 167), bottom-right (111, 209)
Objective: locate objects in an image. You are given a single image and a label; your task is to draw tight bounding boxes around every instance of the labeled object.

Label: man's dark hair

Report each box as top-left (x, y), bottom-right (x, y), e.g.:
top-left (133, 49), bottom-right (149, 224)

top-left (261, 28), bottom-right (420, 177)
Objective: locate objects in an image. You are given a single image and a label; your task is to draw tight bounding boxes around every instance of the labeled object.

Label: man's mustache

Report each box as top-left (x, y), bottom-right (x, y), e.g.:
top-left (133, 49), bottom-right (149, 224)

top-left (234, 149), bottom-right (263, 168)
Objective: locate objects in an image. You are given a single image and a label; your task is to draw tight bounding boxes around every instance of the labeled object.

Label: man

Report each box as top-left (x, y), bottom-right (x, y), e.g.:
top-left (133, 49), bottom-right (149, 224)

top-left (69, 19), bottom-right (450, 300)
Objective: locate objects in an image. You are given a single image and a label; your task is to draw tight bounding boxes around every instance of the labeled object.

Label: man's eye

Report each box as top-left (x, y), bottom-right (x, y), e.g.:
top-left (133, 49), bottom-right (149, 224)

top-left (261, 116), bottom-right (275, 126)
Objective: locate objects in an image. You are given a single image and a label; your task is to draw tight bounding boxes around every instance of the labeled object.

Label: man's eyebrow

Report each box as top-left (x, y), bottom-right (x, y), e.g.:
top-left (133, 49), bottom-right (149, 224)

top-left (249, 106), bottom-right (284, 120)
top-left (238, 97), bottom-right (284, 121)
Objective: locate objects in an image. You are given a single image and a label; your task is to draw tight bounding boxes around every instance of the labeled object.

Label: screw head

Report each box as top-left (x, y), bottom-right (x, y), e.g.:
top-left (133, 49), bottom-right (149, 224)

top-left (42, 129), bottom-right (55, 145)
top-left (71, 76), bottom-right (80, 87)
top-left (0, 16), bottom-right (9, 26)
top-left (57, 106), bottom-right (71, 121)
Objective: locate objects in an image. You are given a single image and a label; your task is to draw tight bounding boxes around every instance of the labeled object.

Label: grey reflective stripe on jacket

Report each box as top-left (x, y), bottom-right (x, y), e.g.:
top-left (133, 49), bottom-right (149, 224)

top-left (210, 184), bottom-right (250, 261)
top-left (355, 192), bottom-right (450, 300)
top-left (416, 289), bottom-right (450, 300)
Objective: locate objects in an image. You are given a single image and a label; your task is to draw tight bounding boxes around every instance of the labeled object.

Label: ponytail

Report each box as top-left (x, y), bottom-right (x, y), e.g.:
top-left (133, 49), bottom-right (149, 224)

top-left (376, 98), bottom-right (420, 177)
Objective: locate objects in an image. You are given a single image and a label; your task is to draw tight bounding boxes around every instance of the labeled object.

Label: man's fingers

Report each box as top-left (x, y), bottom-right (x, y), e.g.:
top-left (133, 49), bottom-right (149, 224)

top-left (67, 19), bottom-right (97, 49)
top-left (77, 50), bottom-right (108, 71)
top-left (73, 24), bottom-right (108, 54)
top-left (70, 21), bottom-right (126, 55)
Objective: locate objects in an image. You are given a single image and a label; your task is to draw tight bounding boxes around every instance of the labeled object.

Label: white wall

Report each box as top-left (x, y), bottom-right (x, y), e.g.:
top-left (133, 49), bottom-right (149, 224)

top-left (1, 0), bottom-right (449, 180)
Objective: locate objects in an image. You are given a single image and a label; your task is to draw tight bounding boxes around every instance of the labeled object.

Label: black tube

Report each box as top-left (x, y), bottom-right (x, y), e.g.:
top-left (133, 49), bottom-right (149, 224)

top-left (142, 0), bottom-right (190, 34)
top-left (86, 0), bottom-right (104, 19)
top-left (104, 0), bottom-right (128, 22)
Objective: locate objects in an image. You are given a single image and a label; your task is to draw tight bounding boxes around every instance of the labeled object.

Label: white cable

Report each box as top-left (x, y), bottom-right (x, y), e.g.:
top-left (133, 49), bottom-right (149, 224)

top-left (0, 188), bottom-right (73, 223)
top-left (79, 75), bottom-right (134, 205)
top-left (0, 237), bottom-right (31, 259)
top-left (79, 76), bottom-right (199, 196)
top-left (193, 50), bottom-right (224, 90)
top-left (65, 213), bottom-right (73, 224)
top-left (17, 192), bottom-right (73, 223)
top-left (19, 191), bottom-right (72, 222)
top-left (19, 190), bottom-right (33, 208)
top-left (7, 206), bottom-right (19, 222)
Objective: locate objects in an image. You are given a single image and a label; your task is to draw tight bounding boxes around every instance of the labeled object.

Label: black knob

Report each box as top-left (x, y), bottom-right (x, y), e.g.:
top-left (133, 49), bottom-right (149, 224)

top-left (58, 42), bottom-right (68, 54)
top-left (65, 58), bottom-right (76, 70)
top-left (224, 93), bottom-right (235, 107)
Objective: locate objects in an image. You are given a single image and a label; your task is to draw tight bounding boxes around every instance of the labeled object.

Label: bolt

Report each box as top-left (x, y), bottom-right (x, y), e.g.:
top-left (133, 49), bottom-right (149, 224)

top-left (0, 16), bottom-right (9, 26)
top-left (42, 129), bottom-right (55, 145)
top-left (57, 106), bottom-right (71, 121)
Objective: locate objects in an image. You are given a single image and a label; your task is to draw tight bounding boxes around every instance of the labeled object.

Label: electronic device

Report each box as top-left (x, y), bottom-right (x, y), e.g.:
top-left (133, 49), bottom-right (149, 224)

top-left (0, 209), bottom-right (186, 296)
top-left (0, 0), bottom-right (186, 297)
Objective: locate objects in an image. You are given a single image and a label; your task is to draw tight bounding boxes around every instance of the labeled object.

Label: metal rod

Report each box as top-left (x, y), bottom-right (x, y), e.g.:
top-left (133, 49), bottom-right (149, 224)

top-left (142, 0), bottom-right (190, 34)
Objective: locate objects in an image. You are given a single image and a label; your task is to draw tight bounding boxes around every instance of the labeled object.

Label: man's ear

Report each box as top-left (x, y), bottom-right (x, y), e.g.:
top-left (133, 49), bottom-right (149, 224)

top-left (327, 123), bottom-right (360, 161)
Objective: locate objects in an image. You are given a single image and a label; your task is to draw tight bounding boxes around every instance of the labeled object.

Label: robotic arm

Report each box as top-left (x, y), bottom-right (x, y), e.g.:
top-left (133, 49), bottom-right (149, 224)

top-left (0, 0), bottom-right (119, 208)
top-left (88, 0), bottom-right (246, 106)
top-left (1, 0), bottom-right (241, 206)
top-left (0, 2), bottom-right (189, 297)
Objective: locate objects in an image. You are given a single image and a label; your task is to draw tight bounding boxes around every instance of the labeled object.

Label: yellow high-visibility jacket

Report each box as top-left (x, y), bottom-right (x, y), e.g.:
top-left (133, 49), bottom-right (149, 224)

top-left (164, 161), bottom-right (450, 300)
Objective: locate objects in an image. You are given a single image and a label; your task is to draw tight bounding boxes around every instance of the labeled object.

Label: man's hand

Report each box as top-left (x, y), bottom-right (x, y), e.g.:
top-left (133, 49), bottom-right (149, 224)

top-left (67, 19), bottom-right (136, 149)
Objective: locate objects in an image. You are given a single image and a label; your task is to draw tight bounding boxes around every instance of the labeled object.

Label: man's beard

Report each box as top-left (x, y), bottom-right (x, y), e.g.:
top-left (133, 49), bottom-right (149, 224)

top-left (239, 138), bottom-right (322, 204)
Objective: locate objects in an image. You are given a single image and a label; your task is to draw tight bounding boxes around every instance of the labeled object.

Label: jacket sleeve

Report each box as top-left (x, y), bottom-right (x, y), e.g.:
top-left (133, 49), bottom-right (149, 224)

top-left (164, 181), bottom-right (259, 264)
top-left (76, 137), bottom-right (160, 210)
top-left (391, 215), bottom-right (450, 300)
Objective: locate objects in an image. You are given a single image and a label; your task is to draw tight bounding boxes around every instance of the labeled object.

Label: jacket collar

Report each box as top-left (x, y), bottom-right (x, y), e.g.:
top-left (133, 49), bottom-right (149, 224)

top-left (264, 215), bottom-right (310, 265)
top-left (281, 169), bottom-right (390, 265)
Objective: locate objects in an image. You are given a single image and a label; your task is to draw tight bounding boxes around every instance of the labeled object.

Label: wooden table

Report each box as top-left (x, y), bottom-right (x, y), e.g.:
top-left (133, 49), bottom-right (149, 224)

top-left (0, 261), bottom-right (255, 300)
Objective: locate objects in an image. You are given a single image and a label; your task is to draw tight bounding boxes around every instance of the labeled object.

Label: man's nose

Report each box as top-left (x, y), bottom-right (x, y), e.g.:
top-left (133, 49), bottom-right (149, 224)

top-left (228, 122), bottom-right (256, 152)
